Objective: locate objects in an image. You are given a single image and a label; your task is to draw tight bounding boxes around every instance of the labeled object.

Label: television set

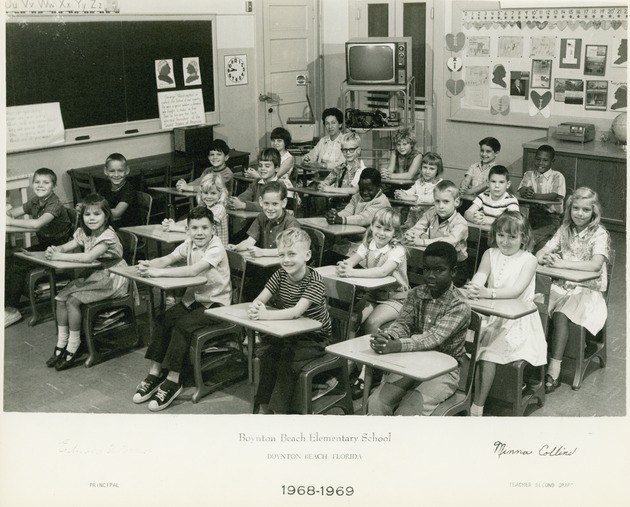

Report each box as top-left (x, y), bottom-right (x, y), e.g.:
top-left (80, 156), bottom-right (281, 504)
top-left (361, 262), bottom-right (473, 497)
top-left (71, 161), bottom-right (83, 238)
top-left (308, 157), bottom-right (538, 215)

top-left (345, 37), bottom-right (412, 85)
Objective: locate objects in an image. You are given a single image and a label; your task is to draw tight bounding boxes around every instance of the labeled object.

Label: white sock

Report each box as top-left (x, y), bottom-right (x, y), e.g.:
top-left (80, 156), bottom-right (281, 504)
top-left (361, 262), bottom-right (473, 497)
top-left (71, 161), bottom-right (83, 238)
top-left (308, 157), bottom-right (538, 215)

top-left (548, 358), bottom-right (562, 380)
top-left (66, 330), bottom-right (81, 354)
top-left (471, 403), bottom-right (484, 417)
top-left (56, 325), bottom-right (69, 348)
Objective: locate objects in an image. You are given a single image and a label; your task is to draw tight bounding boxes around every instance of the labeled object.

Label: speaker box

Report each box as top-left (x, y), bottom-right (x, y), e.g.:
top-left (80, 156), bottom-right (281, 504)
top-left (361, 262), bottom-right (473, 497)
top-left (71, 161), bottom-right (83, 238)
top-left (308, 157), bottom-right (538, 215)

top-left (173, 125), bottom-right (214, 155)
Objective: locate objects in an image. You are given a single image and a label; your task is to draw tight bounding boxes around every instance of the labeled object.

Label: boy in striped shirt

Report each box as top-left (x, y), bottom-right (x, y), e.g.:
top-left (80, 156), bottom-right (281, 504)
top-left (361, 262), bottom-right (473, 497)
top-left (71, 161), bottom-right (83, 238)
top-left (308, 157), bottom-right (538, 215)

top-left (248, 228), bottom-right (332, 414)
top-left (464, 165), bottom-right (519, 226)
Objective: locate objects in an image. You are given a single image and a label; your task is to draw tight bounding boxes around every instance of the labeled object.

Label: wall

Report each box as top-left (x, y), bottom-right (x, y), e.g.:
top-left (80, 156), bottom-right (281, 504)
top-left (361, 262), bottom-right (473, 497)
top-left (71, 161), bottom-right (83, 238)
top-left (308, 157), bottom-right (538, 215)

top-left (5, 0), bottom-right (259, 203)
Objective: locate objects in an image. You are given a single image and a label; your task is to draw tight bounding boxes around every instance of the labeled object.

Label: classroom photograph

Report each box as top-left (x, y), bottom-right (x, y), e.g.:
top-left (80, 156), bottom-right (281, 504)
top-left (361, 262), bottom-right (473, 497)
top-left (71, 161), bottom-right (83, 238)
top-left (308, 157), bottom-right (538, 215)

top-left (3, 0), bottom-right (628, 420)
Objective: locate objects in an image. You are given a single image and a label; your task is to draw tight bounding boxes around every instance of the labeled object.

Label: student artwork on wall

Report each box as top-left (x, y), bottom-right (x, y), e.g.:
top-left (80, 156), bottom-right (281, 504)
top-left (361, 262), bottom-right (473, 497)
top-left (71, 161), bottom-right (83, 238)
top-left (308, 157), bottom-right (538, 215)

top-left (463, 66), bottom-right (489, 107)
top-left (529, 90), bottom-right (552, 117)
top-left (445, 32), bottom-right (465, 53)
top-left (466, 36), bottom-right (490, 57)
top-left (156, 59), bottom-right (176, 89)
top-left (584, 45), bottom-right (608, 76)
top-left (554, 79), bottom-right (584, 105)
top-left (491, 64), bottom-right (508, 89)
top-left (531, 59), bottom-right (552, 89)
top-left (497, 36), bottom-right (523, 58)
top-left (611, 37), bottom-right (627, 67)
top-left (529, 36), bottom-right (556, 59)
top-left (183, 57), bottom-right (201, 86)
top-left (490, 95), bottom-right (510, 116)
top-left (610, 82), bottom-right (627, 111)
top-left (585, 80), bottom-right (608, 111)
top-left (559, 39), bottom-right (582, 69)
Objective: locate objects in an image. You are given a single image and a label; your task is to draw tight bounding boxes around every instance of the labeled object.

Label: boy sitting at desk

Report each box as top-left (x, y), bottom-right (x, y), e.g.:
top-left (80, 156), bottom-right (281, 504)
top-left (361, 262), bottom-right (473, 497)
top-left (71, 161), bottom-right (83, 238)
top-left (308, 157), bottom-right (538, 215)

top-left (404, 180), bottom-right (469, 287)
top-left (248, 228), bottom-right (332, 414)
top-left (229, 148), bottom-right (279, 212)
top-left (227, 181), bottom-right (300, 301)
top-left (464, 165), bottom-right (519, 226)
top-left (97, 152), bottom-right (140, 228)
top-left (177, 139), bottom-right (234, 196)
top-left (5, 168), bottom-right (74, 327)
top-left (368, 241), bottom-right (471, 416)
top-left (517, 144), bottom-right (566, 252)
top-left (133, 206), bottom-right (232, 412)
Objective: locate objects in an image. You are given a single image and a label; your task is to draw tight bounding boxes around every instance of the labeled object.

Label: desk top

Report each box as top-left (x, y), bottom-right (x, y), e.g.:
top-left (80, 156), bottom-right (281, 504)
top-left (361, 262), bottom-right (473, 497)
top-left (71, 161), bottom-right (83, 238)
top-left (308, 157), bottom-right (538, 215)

top-left (463, 297), bottom-right (537, 319)
top-left (465, 220), bottom-right (492, 232)
top-left (109, 265), bottom-right (207, 290)
top-left (315, 265), bottom-right (397, 290)
top-left (232, 172), bottom-right (256, 183)
top-left (14, 250), bottom-right (101, 270)
top-left (148, 186), bottom-right (196, 197)
top-left (120, 225), bottom-right (187, 244)
top-left (227, 209), bottom-right (260, 219)
top-left (292, 186), bottom-right (353, 198)
top-left (383, 178), bottom-right (414, 187)
top-left (298, 217), bottom-right (366, 236)
top-left (536, 265), bottom-right (600, 283)
top-left (460, 193), bottom-right (561, 206)
top-left (204, 302), bottom-right (322, 338)
top-left (234, 250), bottom-right (281, 268)
top-left (6, 225), bottom-right (37, 233)
top-left (326, 335), bottom-right (458, 382)
top-left (389, 198), bottom-right (418, 207)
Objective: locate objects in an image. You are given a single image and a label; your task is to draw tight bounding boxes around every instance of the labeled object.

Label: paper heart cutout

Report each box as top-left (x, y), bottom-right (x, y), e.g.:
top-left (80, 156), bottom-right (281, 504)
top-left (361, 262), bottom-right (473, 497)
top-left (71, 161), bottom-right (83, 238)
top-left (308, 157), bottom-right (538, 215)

top-left (536, 21), bottom-right (548, 30)
top-left (592, 20), bottom-right (602, 29)
top-left (557, 20), bottom-right (568, 30)
top-left (601, 20), bottom-right (611, 30)
top-left (526, 21), bottom-right (536, 29)
top-left (445, 32), bottom-right (465, 52)
top-left (490, 96), bottom-right (510, 115)
top-left (529, 103), bottom-right (551, 118)
top-left (446, 79), bottom-right (465, 96)
top-left (612, 20), bottom-right (622, 30)
top-left (447, 57), bottom-right (463, 72)
top-left (531, 91), bottom-right (552, 110)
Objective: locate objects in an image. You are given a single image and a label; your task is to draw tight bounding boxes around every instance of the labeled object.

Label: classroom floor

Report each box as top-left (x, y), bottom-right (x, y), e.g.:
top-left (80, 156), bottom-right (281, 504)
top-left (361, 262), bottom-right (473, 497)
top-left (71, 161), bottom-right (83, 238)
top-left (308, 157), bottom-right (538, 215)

top-left (2, 231), bottom-right (625, 417)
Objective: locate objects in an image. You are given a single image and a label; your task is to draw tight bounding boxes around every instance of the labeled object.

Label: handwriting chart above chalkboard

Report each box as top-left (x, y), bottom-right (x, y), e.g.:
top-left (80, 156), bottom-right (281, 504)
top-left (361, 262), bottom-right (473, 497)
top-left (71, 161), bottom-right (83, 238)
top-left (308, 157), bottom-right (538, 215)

top-left (6, 18), bottom-right (216, 131)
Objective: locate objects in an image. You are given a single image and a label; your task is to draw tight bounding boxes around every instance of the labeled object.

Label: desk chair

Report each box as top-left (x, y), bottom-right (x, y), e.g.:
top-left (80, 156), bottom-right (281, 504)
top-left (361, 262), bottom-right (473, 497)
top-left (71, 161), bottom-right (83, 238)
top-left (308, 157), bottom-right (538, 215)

top-left (431, 311), bottom-right (482, 416)
top-left (26, 206), bottom-right (79, 326)
top-left (485, 287), bottom-right (547, 416)
top-left (302, 226), bottom-right (326, 267)
top-left (295, 276), bottom-right (359, 414)
top-left (134, 191), bottom-right (153, 260)
top-left (168, 163), bottom-right (195, 219)
top-left (407, 246), bottom-right (425, 287)
top-left (561, 250), bottom-right (615, 390)
top-left (189, 250), bottom-right (248, 403)
top-left (68, 170), bottom-right (96, 206)
top-left (140, 166), bottom-right (170, 223)
top-left (81, 230), bottom-right (142, 367)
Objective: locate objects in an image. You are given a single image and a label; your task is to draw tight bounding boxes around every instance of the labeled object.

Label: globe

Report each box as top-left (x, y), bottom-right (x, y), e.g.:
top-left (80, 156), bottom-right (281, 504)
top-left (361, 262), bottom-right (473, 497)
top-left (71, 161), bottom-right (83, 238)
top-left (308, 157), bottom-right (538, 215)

top-left (611, 112), bottom-right (627, 144)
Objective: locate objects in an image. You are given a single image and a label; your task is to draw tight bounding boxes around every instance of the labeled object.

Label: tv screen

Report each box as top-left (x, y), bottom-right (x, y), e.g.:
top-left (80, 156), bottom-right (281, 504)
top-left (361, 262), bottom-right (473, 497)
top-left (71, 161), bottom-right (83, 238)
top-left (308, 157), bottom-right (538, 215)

top-left (348, 44), bottom-right (394, 82)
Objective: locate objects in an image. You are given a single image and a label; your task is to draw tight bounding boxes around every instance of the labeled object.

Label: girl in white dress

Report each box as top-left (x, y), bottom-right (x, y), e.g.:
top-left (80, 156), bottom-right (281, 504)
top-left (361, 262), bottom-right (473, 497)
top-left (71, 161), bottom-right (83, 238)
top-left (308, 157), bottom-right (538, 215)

top-left (535, 187), bottom-right (610, 393)
top-left (462, 211), bottom-right (547, 416)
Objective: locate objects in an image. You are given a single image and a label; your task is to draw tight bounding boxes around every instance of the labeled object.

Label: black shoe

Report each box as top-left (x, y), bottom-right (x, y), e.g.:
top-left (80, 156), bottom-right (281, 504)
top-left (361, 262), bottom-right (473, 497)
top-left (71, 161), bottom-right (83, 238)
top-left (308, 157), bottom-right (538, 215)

top-left (351, 378), bottom-right (364, 400)
top-left (55, 349), bottom-right (81, 371)
top-left (544, 374), bottom-right (560, 394)
top-left (46, 346), bottom-right (66, 368)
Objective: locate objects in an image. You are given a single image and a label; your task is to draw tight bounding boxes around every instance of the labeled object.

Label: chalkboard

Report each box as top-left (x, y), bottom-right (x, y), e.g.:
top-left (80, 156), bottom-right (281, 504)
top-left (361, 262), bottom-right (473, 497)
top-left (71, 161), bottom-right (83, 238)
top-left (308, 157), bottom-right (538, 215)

top-left (6, 19), bottom-right (216, 130)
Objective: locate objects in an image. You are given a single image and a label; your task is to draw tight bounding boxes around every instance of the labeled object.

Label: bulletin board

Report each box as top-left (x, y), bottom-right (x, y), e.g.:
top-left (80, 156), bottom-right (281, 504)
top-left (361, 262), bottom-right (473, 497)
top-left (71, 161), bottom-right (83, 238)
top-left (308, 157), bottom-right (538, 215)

top-left (5, 15), bottom-right (219, 149)
top-left (446, 2), bottom-right (627, 129)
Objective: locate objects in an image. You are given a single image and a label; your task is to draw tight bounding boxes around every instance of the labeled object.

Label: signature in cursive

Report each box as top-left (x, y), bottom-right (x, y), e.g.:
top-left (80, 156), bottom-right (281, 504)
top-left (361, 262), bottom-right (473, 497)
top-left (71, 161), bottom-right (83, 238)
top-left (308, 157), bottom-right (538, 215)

top-left (494, 441), bottom-right (577, 459)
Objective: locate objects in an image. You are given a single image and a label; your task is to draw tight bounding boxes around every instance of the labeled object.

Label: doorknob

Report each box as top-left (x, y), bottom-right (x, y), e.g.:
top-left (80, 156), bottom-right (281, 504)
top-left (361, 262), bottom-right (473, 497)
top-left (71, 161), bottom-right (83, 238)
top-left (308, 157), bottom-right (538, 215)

top-left (259, 93), bottom-right (272, 102)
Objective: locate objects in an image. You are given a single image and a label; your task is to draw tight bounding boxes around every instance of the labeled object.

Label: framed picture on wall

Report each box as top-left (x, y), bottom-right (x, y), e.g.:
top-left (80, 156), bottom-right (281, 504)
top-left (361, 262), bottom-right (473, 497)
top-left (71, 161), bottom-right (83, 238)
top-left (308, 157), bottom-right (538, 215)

top-left (559, 39), bottom-right (582, 69)
top-left (554, 78), bottom-right (584, 105)
top-left (584, 45), bottom-right (608, 76)
top-left (531, 59), bottom-right (552, 89)
top-left (585, 80), bottom-right (608, 111)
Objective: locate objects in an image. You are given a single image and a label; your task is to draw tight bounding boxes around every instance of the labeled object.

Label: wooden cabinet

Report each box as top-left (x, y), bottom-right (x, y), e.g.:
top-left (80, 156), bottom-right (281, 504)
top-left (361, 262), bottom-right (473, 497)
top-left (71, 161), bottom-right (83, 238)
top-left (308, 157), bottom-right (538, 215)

top-left (523, 137), bottom-right (627, 231)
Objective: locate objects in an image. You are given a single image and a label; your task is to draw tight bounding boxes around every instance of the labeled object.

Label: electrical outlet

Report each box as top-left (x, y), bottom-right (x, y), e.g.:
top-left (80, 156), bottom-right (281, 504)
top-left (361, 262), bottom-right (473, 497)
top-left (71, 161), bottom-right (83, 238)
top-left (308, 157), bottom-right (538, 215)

top-left (296, 74), bottom-right (307, 86)
top-left (245, 1), bottom-right (252, 13)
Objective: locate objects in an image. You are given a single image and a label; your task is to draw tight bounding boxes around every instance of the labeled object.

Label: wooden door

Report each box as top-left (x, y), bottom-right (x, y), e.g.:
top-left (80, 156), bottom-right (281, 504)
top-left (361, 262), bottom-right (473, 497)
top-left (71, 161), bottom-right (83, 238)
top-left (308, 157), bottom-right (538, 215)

top-left (261, 0), bottom-right (318, 147)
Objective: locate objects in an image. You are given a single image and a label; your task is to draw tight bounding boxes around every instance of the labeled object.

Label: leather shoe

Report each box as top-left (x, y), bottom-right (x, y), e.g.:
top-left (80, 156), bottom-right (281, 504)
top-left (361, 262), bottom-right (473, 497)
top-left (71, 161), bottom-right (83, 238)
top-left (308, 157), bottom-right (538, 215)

top-left (46, 346), bottom-right (66, 368)
top-left (351, 378), bottom-right (364, 400)
top-left (55, 349), bottom-right (81, 371)
top-left (544, 374), bottom-right (560, 394)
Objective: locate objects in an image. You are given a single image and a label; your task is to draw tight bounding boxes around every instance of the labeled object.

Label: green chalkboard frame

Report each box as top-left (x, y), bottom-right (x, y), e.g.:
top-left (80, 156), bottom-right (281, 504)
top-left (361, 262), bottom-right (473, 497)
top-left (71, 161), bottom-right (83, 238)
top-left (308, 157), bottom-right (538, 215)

top-left (6, 15), bottom-right (219, 149)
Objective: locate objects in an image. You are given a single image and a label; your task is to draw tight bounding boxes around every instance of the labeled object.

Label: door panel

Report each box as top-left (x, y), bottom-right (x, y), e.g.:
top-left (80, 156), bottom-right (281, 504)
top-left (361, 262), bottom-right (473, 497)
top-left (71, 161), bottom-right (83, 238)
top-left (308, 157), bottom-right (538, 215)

top-left (263, 0), bottom-right (317, 138)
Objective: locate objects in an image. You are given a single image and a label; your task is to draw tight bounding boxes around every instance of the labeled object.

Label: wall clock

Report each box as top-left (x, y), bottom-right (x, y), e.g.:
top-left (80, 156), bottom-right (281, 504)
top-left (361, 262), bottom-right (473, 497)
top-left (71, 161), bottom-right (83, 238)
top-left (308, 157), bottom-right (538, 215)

top-left (225, 54), bottom-right (248, 86)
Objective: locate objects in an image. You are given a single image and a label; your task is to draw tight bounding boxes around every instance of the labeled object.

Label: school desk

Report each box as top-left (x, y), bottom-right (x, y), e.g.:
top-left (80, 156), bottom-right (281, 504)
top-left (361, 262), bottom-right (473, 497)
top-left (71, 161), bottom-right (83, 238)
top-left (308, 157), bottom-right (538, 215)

top-left (226, 208), bottom-right (259, 239)
top-left (120, 224), bottom-right (187, 256)
top-left (204, 302), bottom-right (322, 393)
top-left (231, 172), bottom-right (256, 195)
top-left (109, 265), bottom-right (207, 344)
top-left (536, 265), bottom-right (600, 283)
top-left (382, 177), bottom-right (415, 187)
top-left (297, 217), bottom-right (366, 237)
top-left (291, 186), bottom-right (352, 214)
top-left (5, 224), bottom-right (38, 250)
top-left (459, 193), bottom-right (562, 207)
top-left (294, 163), bottom-right (330, 186)
top-left (14, 251), bottom-right (102, 325)
top-left (314, 265), bottom-right (396, 290)
top-left (462, 297), bottom-right (537, 320)
top-left (234, 250), bottom-right (281, 268)
top-left (325, 334), bottom-right (458, 414)
top-left (6, 173), bottom-right (33, 245)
